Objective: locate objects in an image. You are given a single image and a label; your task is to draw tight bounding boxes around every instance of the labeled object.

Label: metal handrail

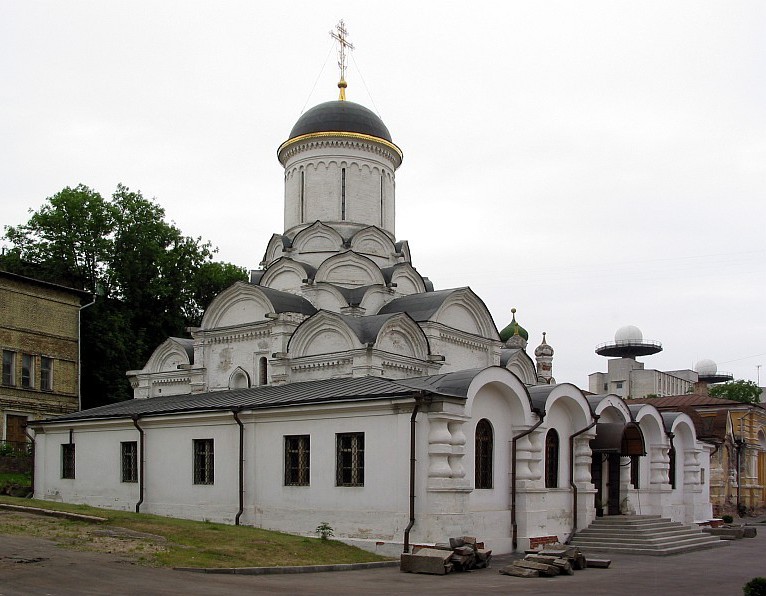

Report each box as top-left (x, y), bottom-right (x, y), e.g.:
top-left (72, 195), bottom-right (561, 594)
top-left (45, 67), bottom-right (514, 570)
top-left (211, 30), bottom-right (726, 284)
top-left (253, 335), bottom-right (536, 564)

top-left (595, 339), bottom-right (662, 351)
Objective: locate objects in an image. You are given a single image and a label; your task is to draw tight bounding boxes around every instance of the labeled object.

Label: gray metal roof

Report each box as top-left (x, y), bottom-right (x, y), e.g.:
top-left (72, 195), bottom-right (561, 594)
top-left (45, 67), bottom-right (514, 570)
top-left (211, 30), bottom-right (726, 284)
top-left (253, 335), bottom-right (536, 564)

top-left (168, 337), bottom-right (194, 362)
top-left (397, 368), bottom-right (486, 398)
top-left (39, 376), bottom-right (425, 424)
top-left (256, 285), bottom-right (317, 315)
top-left (341, 313), bottom-right (400, 345)
top-left (378, 288), bottom-right (464, 321)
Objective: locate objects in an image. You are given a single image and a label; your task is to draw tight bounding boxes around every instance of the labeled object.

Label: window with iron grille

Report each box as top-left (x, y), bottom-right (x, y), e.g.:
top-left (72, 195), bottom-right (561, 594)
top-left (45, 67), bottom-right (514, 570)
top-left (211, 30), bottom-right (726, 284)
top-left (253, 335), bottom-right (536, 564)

top-left (40, 356), bottom-right (53, 391)
top-left (475, 419), bottom-right (493, 489)
top-left (121, 441), bottom-right (138, 483)
top-left (193, 439), bottom-right (214, 485)
top-left (61, 443), bottom-right (75, 479)
top-left (21, 353), bottom-right (34, 388)
top-left (336, 432), bottom-right (364, 486)
top-left (284, 435), bottom-right (310, 486)
top-left (2, 350), bottom-right (15, 386)
top-left (545, 429), bottom-right (559, 488)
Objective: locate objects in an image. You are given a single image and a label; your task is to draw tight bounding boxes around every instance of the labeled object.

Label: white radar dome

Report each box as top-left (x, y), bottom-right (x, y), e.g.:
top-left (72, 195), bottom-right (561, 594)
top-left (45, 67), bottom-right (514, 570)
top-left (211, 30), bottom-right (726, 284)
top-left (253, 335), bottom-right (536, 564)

top-left (695, 359), bottom-right (718, 376)
top-left (615, 325), bottom-right (643, 343)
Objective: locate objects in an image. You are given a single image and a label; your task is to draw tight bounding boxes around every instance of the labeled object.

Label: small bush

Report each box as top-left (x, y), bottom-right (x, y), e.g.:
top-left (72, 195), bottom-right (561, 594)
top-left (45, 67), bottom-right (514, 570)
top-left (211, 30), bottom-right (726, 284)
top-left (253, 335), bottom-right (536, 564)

top-left (722, 514), bottom-right (734, 524)
top-left (743, 577), bottom-right (766, 596)
top-left (315, 522), bottom-right (334, 540)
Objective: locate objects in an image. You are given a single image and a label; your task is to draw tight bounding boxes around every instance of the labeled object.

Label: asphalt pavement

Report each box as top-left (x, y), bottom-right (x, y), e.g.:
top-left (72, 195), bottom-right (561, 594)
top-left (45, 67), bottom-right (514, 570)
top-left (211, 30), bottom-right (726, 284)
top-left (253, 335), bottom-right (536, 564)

top-left (1, 528), bottom-right (765, 595)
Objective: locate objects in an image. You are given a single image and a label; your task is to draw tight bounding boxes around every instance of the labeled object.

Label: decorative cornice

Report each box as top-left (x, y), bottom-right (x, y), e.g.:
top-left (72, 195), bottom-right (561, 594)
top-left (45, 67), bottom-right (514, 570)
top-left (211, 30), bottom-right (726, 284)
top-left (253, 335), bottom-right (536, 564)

top-left (438, 331), bottom-right (489, 351)
top-left (291, 358), bottom-right (353, 371)
top-left (279, 134), bottom-right (402, 165)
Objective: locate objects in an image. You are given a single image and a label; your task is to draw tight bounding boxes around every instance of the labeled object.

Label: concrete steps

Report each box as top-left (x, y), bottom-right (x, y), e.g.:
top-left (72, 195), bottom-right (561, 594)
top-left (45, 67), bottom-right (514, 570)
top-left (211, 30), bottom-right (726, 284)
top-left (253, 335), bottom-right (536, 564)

top-left (570, 515), bottom-right (727, 556)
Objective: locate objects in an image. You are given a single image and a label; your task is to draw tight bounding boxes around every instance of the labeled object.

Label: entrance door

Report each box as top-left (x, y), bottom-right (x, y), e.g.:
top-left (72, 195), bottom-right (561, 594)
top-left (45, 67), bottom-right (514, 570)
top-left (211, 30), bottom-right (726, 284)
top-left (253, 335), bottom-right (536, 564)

top-left (591, 454), bottom-right (604, 513)
top-left (5, 415), bottom-right (28, 449)
top-left (607, 453), bottom-right (621, 515)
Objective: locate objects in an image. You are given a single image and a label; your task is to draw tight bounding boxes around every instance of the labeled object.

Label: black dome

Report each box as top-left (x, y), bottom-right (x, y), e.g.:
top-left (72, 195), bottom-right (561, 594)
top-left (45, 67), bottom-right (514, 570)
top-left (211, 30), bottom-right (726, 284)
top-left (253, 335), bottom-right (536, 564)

top-left (288, 101), bottom-right (392, 142)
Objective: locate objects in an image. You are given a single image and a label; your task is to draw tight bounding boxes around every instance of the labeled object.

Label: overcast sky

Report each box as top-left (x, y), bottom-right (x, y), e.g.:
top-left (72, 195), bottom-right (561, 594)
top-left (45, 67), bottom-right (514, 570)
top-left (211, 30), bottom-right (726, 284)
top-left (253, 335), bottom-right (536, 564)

top-left (2, 1), bottom-right (764, 387)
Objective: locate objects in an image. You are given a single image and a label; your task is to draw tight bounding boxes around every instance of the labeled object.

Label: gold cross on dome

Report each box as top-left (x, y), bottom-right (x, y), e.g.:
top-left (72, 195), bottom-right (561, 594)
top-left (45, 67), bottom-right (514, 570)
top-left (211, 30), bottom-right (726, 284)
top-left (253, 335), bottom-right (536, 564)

top-left (330, 20), bottom-right (354, 100)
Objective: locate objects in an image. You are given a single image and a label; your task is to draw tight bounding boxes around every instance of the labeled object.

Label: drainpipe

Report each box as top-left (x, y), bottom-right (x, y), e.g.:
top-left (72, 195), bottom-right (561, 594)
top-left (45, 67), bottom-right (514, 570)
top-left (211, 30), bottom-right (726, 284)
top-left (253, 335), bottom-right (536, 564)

top-left (511, 409), bottom-right (545, 551)
top-left (232, 408), bottom-right (244, 526)
top-left (132, 416), bottom-right (144, 513)
top-left (77, 295), bottom-right (96, 411)
top-left (24, 425), bottom-right (35, 496)
top-left (569, 414), bottom-right (599, 538)
top-left (403, 395), bottom-right (424, 553)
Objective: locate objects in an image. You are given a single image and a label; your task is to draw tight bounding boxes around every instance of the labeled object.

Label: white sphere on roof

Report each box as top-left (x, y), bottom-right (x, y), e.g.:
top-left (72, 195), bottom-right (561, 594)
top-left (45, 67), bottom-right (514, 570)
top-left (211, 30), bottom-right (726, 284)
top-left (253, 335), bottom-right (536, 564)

top-left (615, 325), bottom-right (643, 342)
top-left (695, 359), bottom-right (718, 376)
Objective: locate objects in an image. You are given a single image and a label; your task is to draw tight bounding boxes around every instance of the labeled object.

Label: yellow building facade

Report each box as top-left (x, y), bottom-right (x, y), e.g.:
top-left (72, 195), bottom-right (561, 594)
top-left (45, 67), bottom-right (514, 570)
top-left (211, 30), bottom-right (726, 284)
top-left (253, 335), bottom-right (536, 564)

top-left (0, 270), bottom-right (90, 446)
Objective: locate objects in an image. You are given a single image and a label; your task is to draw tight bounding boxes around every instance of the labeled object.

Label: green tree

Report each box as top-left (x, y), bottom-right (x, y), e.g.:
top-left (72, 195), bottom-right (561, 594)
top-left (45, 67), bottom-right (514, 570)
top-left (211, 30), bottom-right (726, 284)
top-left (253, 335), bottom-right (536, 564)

top-left (709, 380), bottom-right (762, 404)
top-left (2, 183), bottom-right (247, 408)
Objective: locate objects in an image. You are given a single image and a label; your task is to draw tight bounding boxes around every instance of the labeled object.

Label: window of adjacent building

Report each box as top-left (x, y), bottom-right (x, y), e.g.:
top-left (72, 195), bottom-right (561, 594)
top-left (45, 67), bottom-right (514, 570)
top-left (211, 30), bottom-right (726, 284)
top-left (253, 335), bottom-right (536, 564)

top-left (2, 350), bottom-right (15, 386)
top-left (21, 353), bottom-right (34, 388)
top-left (61, 443), bottom-right (75, 479)
top-left (545, 429), bottom-right (560, 488)
top-left (475, 419), bottom-right (493, 489)
top-left (40, 356), bottom-right (53, 391)
top-left (336, 432), bottom-right (364, 486)
top-left (193, 439), bottom-right (214, 485)
top-left (121, 441), bottom-right (138, 483)
top-left (284, 435), bottom-right (310, 486)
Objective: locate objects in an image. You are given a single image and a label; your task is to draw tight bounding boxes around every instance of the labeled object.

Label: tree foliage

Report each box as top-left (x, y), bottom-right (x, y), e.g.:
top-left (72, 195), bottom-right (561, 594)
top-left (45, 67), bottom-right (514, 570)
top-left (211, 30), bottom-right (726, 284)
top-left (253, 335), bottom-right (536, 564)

top-left (2, 184), bottom-right (248, 408)
top-left (709, 379), bottom-right (762, 405)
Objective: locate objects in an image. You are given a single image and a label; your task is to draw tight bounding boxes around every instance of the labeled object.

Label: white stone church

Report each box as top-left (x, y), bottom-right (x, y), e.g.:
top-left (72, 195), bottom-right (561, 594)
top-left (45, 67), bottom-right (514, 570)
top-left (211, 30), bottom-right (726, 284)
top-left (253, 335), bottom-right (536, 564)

top-left (31, 47), bottom-right (713, 554)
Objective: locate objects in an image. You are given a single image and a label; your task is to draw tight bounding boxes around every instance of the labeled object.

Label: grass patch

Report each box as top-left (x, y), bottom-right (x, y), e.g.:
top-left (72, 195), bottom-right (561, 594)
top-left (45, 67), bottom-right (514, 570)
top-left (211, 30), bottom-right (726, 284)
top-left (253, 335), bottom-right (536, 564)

top-left (0, 496), bottom-right (390, 568)
top-left (0, 472), bottom-right (31, 486)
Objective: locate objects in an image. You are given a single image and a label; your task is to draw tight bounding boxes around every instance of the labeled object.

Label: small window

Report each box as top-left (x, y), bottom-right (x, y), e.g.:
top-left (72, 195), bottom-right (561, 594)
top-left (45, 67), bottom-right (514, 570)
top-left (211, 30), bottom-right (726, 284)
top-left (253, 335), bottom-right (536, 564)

top-left (475, 419), bottom-right (493, 489)
top-left (2, 350), bottom-right (15, 386)
top-left (40, 356), bottom-right (53, 391)
top-left (545, 429), bottom-right (560, 488)
top-left (121, 441), bottom-right (138, 483)
top-left (21, 354), bottom-right (34, 388)
top-left (336, 432), bottom-right (364, 486)
top-left (603, 383), bottom-right (608, 391)
top-left (284, 435), bottom-right (310, 486)
top-left (615, 381), bottom-right (623, 389)
top-left (62, 443), bottom-right (75, 479)
top-left (193, 439), bottom-right (214, 485)
top-left (259, 356), bottom-right (268, 386)
top-left (700, 467), bottom-right (705, 485)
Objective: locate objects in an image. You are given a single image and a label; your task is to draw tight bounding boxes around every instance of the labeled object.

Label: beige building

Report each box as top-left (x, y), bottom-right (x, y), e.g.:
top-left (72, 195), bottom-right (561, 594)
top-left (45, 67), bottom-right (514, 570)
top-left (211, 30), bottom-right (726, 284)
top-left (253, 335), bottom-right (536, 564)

top-left (0, 270), bottom-right (90, 446)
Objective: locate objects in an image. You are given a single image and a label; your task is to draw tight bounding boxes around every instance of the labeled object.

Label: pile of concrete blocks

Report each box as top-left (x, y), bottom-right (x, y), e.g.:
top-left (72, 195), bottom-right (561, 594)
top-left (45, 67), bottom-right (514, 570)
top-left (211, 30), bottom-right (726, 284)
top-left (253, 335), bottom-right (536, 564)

top-left (400, 536), bottom-right (492, 575)
top-left (499, 544), bottom-right (596, 579)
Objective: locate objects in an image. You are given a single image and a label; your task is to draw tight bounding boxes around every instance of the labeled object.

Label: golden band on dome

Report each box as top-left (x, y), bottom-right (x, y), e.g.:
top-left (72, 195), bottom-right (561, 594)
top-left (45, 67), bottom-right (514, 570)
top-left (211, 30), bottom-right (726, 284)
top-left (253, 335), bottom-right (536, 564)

top-left (278, 131), bottom-right (404, 162)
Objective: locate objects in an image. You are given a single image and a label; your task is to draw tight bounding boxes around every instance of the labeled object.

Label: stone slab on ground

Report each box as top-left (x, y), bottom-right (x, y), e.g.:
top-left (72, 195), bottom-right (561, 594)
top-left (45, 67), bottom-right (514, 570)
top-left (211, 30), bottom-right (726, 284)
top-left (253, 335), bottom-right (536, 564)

top-left (498, 564), bottom-right (539, 578)
top-left (587, 558), bottom-right (612, 568)
top-left (743, 527), bottom-right (757, 538)
top-left (400, 549), bottom-right (452, 575)
top-left (514, 559), bottom-right (561, 577)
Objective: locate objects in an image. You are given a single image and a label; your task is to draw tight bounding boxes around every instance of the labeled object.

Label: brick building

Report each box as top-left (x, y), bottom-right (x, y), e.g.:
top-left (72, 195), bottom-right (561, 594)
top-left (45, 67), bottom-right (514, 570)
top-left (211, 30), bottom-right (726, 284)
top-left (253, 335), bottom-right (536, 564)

top-left (0, 270), bottom-right (91, 446)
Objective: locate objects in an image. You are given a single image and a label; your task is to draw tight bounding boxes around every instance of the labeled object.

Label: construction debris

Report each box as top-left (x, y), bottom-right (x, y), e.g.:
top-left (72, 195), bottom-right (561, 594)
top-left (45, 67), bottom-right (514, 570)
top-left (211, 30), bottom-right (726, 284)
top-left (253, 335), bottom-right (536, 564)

top-left (498, 543), bottom-right (608, 579)
top-left (400, 536), bottom-right (492, 575)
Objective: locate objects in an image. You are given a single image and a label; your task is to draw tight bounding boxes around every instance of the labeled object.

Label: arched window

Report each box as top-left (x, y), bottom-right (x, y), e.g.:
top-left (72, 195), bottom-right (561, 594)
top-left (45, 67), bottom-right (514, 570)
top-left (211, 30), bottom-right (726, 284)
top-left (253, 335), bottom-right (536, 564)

top-left (259, 357), bottom-right (268, 386)
top-left (475, 419), bottom-right (493, 489)
top-left (545, 429), bottom-right (559, 488)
